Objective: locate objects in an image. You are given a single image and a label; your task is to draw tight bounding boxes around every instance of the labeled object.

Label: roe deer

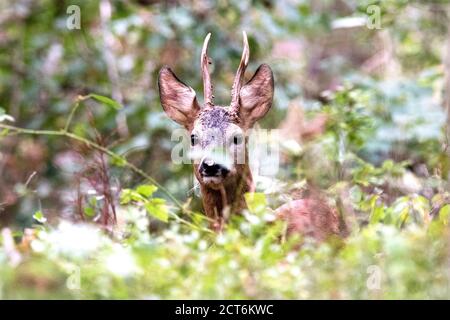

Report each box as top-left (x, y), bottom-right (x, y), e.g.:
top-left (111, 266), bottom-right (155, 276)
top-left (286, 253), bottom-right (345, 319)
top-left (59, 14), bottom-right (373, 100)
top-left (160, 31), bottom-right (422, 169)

top-left (158, 32), bottom-right (341, 240)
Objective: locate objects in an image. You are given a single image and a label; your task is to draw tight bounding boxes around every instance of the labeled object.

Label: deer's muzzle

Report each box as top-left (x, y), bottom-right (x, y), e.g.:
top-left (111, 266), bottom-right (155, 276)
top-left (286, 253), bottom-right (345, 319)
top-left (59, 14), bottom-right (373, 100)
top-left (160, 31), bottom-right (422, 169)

top-left (199, 158), bottom-right (230, 179)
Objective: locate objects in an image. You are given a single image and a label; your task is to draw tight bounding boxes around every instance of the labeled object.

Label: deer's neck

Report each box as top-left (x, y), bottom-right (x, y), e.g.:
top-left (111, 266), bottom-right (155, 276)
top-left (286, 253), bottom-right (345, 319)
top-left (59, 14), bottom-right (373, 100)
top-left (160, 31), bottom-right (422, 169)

top-left (200, 164), bottom-right (254, 225)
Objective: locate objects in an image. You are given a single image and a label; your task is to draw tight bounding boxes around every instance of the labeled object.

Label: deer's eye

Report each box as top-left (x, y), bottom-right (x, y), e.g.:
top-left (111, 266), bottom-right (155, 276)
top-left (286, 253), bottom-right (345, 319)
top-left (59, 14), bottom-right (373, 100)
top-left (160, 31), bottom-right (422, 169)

top-left (191, 134), bottom-right (199, 146)
top-left (233, 134), bottom-right (243, 145)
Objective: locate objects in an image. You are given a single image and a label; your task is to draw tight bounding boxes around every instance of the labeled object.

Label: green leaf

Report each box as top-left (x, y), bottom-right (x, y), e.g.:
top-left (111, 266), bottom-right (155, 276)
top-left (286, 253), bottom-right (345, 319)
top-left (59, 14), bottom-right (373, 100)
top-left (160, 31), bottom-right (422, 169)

top-left (391, 197), bottom-right (410, 227)
top-left (89, 197), bottom-right (97, 207)
top-left (120, 189), bottom-right (132, 204)
top-left (0, 107), bottom-right (15, 123)
top-left (397, 207), bottom-right (410, 228)
top-left (33, 210), bottom-right (47, 224)
top-left (120, 189), bottom-right (138, 204)
top-left (90, 94), bottom-right (123, 110)
top-left (136, 185), bottom-right (158, 198)
top-left (244, 192), bottom-right (267, 215)
top-left (1, 128), bottom-right (9, 137)
top-left (369, 204), bottom-right (385, 224)
top-left (411, 195), bottom-right (430, 225)
top-left (145, 199), bottom-right (169, 222)
top-left (84, 207), bottom-right (95, 217)
top-left (111, 155), bottom-right (127, 167)
top-left (438, 204), bottom-right (450, 226)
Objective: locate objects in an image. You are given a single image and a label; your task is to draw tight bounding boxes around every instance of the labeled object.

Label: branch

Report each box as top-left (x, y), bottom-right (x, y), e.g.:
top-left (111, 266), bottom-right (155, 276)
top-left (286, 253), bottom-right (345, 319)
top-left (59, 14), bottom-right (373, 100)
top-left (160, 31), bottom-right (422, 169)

top-left (0, 123), bottom-right (211, 233)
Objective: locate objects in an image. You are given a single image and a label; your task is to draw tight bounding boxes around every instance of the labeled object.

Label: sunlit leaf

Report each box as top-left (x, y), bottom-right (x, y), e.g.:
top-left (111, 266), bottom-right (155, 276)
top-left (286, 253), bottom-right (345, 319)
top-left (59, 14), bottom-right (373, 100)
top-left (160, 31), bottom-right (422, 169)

top-left (111, 155), bottom-right (127, 167)
top-left (90, 94), bottom-right (123, 110)
top-left (120, 189), bottom-right (131, 205)
top-left (33, 210), bottom-right (47, 224)
top-left (0, 108), bottom-right (15, 123)
top-left (438, 204), bottom-right (450, 226)
top-left (136, 185), bottom-right (158, 198)
top-left (245, 193), bottom-right (267, 215)
top-left (369, 204), bottom-right (384, 224)
top-left (0, 128), bottom-right (9, 137)
top-left (84, 207), bottom-right (95, 217)
top-left (145, 199), bottom-right (169, 222)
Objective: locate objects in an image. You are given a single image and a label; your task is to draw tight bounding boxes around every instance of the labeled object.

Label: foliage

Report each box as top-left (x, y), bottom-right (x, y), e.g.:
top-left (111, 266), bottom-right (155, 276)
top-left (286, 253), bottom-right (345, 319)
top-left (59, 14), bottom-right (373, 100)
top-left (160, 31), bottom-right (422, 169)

top-left (1, 192), bottom-right (450, 299)
top-left (1, 0), bottom-right (450, 299)
top-left (120, 185), bottom-right (169, 222)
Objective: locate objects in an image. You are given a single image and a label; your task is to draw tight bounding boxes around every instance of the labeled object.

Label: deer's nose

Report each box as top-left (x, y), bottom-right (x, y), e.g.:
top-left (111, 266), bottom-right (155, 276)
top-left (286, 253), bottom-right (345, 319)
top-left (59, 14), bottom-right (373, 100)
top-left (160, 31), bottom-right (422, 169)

top-left (199, 158), bottom-right (230, 177)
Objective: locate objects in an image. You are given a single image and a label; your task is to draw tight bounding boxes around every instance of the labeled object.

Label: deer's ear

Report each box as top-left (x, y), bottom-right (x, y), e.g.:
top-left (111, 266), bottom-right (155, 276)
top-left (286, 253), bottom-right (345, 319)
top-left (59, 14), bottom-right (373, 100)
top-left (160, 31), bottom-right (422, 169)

top-left (158, 66), bottom-right (200, 130)
top-left (238, 64), bottom-right (274, 128)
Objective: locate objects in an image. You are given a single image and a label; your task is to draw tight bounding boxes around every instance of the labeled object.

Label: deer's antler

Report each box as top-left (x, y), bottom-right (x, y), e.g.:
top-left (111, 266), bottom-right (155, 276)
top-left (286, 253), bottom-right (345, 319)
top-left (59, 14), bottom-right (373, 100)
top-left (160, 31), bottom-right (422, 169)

top-left (201, 33), bottom-right (213, 107)
top-left (230, 31), bottom-right (250, 109)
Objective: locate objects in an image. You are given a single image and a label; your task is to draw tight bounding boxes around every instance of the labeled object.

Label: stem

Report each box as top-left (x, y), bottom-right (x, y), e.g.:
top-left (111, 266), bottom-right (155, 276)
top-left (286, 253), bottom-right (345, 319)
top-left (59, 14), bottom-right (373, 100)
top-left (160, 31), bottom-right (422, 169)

top-left (64, 101), bottom-right (80, 132)
top-left (64, 95), bottom-right (91, 132)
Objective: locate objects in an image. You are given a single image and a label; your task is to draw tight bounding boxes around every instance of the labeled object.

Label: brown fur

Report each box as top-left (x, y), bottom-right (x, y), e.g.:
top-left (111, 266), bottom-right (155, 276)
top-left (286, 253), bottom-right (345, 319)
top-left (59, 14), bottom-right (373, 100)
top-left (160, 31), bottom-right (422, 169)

top-left (276, 197), bottom-right (340, 241)
top-left (158, 33), bottom-right (342, 240)
top-left (191, 127), bottom-right (254, 230)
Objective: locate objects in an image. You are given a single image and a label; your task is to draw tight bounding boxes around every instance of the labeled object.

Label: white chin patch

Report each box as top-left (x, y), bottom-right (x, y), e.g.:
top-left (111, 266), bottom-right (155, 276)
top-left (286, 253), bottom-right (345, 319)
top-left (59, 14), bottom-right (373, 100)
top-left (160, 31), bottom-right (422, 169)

top-left (202, 176), bottom-right (224, 185)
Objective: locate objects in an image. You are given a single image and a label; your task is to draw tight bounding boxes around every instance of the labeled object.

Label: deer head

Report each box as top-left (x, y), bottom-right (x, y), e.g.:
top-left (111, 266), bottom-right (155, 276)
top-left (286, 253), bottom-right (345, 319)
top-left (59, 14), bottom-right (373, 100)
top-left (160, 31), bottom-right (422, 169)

top-left (158, 32), bottom-right (274, 228)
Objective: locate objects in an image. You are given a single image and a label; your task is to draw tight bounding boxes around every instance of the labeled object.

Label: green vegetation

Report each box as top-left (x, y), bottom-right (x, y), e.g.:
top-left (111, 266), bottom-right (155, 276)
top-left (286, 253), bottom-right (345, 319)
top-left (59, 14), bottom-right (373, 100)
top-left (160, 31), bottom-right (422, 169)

top-left (1, 0), bottom-right (450, 299)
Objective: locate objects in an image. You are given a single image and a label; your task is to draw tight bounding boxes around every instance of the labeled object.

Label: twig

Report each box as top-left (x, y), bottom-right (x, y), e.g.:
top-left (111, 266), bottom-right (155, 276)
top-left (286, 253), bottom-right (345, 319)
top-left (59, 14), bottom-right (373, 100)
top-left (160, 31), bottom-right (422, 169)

top-left (24, 171), bottom-right (37, 188)
top-left (0, 122), bottom-right (211, 233)
top-left (64, 100), bottom-right (81, 132)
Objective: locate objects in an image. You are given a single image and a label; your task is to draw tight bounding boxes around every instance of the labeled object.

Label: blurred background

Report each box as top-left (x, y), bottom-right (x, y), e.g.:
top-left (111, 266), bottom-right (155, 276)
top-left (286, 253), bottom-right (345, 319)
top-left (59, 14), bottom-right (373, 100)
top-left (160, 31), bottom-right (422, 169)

top-left (1, 0), bottom-right (450, 299)
top-left (1, 0), bottom-right (449, 227)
